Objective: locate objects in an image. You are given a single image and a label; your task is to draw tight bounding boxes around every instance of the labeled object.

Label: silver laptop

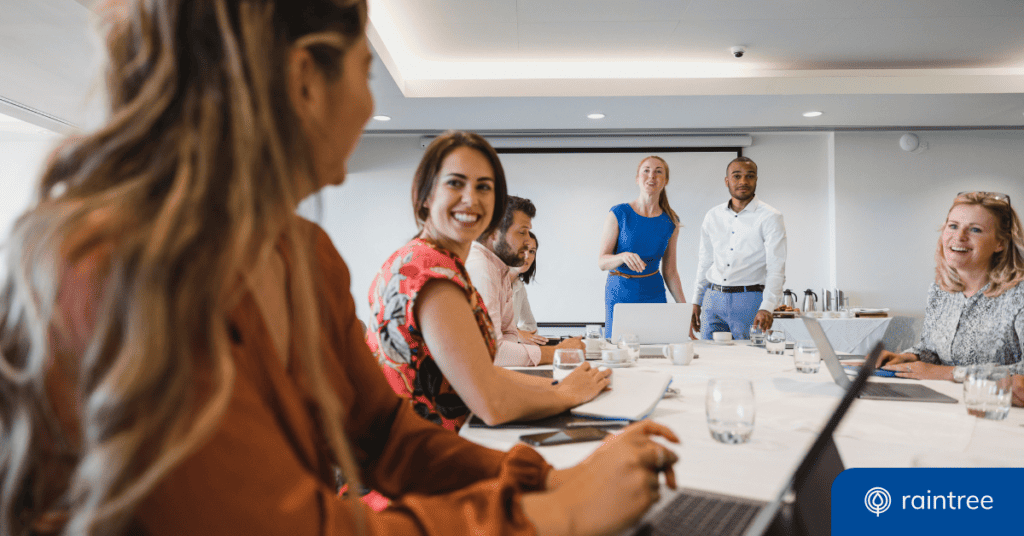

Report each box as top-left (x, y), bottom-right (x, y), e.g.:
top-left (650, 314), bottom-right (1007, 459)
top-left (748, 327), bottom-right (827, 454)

top-left (641, 344), bottom-right (884, 536)
top-left (611, 303), bottom-right (692, 344)
top-left (802, 316), bottom-right (958, 404)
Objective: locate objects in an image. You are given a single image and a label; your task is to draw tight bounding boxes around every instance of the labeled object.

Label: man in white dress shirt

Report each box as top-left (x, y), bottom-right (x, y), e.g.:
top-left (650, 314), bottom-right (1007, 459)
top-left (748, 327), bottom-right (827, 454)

top-left (689, 157), bottom-right (787, 340)
top-left (466, 196), bottom-right (584, 366)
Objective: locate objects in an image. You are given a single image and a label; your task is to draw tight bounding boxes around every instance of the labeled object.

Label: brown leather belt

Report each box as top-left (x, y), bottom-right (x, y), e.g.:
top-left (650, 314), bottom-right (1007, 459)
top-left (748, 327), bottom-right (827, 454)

top-left (610, 270), bottom-right (660, 279)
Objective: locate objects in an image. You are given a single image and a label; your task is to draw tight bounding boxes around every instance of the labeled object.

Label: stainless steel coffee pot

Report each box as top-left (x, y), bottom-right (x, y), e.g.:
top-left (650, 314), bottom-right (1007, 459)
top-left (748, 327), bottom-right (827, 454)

top-left (802, 289), bottom-right (818, 312)
top-left (783, 289), bottom-right (798, 309)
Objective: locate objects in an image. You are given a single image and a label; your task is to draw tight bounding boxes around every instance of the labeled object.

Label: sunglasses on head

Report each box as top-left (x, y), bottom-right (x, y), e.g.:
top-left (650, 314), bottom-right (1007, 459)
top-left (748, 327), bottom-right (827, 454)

top-left (957, 191), bottom-right (1011, 206)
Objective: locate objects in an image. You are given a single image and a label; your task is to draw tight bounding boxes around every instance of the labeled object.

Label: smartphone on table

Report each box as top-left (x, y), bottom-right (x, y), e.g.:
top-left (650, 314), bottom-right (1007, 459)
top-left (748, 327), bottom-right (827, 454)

top-left (519, 427), bottom-right (610, 446)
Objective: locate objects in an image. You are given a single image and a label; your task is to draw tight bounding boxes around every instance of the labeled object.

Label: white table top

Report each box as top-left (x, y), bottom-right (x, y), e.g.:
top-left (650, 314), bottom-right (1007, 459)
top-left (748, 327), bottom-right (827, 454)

top-left (461, 341), bottom-right (1024, 503)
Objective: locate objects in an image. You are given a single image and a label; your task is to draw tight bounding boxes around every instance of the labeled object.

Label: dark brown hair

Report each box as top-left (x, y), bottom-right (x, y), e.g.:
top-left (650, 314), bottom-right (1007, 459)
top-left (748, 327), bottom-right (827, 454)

top-left (519, 231), bottom-right (538, 284)
top-left (726, 156), bottom-right (758, 174)
top-left (412, 131), bottom-right (508, 238)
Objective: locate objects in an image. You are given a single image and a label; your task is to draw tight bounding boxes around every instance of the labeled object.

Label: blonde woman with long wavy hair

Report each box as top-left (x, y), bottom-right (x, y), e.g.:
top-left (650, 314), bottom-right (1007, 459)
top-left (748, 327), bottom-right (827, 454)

top-left (0, 1), bottom-right (681, 535)
top-left (878, 192), bottom-right (1024, 382)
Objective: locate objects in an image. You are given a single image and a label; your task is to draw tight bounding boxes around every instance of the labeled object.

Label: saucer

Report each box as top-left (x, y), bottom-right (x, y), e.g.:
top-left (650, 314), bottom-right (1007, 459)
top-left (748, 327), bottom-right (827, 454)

top-left (709, 340), bottom-right (735, 346)
top-left (598, 361), bottom-right (635, 368)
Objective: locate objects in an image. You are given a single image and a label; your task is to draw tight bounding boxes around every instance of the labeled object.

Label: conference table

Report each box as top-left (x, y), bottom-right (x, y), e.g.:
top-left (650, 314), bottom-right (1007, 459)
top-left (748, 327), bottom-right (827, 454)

top-left (461, 341), bottom-right (1024, 507)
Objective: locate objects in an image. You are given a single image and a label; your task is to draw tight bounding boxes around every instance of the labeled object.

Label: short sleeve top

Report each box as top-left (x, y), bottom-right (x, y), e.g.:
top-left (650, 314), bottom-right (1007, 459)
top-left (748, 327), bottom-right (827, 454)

top-left (367, 238), bottom-right (497, 431)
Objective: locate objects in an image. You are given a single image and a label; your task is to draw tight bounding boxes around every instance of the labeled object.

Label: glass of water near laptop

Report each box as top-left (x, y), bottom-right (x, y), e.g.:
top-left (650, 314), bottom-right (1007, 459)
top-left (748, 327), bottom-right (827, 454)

top-left (765, 329), bottom-right (787, 355)
top-left (794, 340), bottom-right (821, 373)
top-left (962, 364), bottom-right (1012, 420)
top-left (706, 378), bottom-right (755, 444)
top-left (552, 349), bottom-right (585, 381)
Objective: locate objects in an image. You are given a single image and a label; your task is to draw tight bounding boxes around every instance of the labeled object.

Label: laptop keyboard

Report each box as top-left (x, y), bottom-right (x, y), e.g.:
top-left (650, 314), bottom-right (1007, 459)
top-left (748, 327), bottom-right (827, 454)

top-left (863, 383), bottom-right (911, 398)
top-left (648, 489), bottom-right (764, 536)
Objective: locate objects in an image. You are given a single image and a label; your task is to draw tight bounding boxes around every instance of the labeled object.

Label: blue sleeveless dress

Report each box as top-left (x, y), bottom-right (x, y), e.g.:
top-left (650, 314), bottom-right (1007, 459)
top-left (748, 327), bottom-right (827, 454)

top-left (604, 203), bottom-right (676, 337)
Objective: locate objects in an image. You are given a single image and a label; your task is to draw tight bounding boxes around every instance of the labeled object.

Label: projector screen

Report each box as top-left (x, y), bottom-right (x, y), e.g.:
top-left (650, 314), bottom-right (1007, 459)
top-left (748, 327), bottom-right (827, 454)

top-left (495, 148), bottom-right (741, 326)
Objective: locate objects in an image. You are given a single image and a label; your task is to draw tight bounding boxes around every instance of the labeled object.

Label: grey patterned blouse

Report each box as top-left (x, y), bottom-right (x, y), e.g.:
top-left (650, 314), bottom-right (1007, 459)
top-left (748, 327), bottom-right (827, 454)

top-left (906, 282), bottom-right (1024, 375)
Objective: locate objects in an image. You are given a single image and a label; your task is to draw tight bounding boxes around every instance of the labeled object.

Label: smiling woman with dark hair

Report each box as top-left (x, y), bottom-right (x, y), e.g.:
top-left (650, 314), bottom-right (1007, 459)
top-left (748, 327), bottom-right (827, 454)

top-left (367, 132), bottom-right (608, 430)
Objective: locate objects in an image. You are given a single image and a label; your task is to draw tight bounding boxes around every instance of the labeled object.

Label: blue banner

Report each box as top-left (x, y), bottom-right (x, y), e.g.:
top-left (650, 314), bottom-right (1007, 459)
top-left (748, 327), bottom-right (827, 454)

top-left (832, 468), bottom-right (1023, 535)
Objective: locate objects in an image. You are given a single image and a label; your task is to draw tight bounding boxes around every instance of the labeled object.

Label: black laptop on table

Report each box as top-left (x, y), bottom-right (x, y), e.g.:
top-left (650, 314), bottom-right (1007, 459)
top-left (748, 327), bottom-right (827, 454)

top-left (802, 316), bottom-right (958, 404)
top-left (638, 343), bottom-right (884, 536)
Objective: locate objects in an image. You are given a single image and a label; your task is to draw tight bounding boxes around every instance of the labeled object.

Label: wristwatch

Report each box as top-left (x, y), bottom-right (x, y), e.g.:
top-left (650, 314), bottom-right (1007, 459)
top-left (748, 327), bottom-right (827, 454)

top-left (952, 366), bottom-right (967, 383)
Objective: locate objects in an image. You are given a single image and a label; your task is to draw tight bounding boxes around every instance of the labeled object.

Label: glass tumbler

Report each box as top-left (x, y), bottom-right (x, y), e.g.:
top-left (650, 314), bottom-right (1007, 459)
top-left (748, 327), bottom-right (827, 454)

top-left (706, 378), bottom-right (756, 444)
top-left (553, 349), bottom-right (585, 382)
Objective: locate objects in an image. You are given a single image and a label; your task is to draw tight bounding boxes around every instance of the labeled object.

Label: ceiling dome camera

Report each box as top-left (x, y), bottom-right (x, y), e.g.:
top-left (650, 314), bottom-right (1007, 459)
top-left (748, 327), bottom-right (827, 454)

top-left (731, 46), bottom-right (746, 58)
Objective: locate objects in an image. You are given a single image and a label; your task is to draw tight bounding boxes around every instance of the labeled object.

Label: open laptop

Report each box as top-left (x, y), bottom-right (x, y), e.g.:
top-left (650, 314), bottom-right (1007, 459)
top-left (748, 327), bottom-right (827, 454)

top-left (802, 316), bottom-right (958, 404)
top-left (640, 343), bottom-right (883, 536)
top-left (611, 303), bottom-right (692, 355)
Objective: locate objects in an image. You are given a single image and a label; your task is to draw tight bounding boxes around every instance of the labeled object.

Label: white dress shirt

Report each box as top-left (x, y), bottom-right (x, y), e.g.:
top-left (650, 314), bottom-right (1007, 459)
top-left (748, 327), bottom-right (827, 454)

top-left (465, 242), bottom-right (542, 366)
top-left (692, 197), bottom-right (787, 312)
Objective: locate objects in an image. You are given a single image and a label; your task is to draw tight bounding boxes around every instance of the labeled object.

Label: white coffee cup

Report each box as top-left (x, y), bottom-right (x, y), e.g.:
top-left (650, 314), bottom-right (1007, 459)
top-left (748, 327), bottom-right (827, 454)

top-left (663, 342), bottom-right (694, 366)
top-left (712, 331), bottom-right (733, 342)
top-left (601, 348), bottom-right (628, 364)
top-left (583, 337), bottom-right (605, 354)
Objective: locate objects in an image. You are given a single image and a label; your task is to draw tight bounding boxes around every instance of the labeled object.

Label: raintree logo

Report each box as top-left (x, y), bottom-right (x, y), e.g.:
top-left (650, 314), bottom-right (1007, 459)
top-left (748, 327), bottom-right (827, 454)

top-left (864, 487), bottom-right (891, 517)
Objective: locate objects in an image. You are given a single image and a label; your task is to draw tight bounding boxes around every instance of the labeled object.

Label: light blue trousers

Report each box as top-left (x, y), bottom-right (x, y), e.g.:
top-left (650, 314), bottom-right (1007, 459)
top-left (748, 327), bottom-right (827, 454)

top-left (699, 288), bottom-right (762, 340)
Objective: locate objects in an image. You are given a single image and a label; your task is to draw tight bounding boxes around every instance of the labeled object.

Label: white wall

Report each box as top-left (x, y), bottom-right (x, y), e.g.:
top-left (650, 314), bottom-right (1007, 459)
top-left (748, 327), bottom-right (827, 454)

top-left (0, 130), bottom-right (60, 243)
top-left (834, 130), bottom-right (1024, 350)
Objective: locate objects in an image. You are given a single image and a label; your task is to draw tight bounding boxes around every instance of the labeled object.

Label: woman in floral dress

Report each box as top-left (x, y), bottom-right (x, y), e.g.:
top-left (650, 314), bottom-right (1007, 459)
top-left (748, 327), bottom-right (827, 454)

top-left (366, 131), bottom-right (610, 431)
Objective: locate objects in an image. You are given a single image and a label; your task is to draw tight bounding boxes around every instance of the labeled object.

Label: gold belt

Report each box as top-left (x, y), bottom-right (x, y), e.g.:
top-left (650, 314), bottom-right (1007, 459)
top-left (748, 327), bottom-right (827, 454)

top-left (610, 270), bottom-right (659, 279)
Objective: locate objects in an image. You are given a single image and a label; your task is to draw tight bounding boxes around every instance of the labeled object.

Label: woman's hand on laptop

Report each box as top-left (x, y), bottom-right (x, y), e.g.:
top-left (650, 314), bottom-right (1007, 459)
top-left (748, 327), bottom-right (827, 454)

top-left (876, 350), bottom-right (918, 368)
top-left (883, 361), bottom-right (955, 381)
top-left (541, 421), bottom-right (679, 536)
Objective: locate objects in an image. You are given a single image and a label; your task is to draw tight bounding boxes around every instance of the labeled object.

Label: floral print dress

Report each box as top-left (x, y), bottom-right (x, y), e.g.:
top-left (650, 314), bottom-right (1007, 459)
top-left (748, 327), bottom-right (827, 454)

top-left (367, 238), bottom-right (497, 431)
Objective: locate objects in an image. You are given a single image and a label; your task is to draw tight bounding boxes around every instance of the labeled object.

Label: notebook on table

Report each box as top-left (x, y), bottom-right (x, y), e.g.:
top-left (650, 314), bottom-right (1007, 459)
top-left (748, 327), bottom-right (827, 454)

top-left (639, 343), bottom-right (883, 536)
top-left (801, 316), bottom-right (958, 404)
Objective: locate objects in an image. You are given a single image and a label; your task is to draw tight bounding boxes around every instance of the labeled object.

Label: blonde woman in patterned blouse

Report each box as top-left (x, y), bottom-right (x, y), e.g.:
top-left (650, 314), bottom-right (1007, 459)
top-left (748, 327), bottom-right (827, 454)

top-left (879, 192), bottom-right (1024, 381)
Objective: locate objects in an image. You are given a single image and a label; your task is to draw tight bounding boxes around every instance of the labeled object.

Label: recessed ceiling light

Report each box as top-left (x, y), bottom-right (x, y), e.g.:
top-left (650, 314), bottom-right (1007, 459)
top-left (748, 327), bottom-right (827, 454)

top-left (803, 111), bottom-right (823, 118)
top-left (373, 115), bottom-right (392, 121)
top-left (587, 113), bottom-right (606, 120)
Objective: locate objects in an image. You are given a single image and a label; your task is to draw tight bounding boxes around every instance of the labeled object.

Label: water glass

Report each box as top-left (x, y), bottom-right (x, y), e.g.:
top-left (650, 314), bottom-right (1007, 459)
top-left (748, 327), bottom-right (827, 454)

top-left (553, 349), bottom-right (585, 381)
top-left (616, 333), bottom-right (640, 364)
top-left (749, 325), bottom-right (765, 345)
top-left (765, 330), bottom-right (786, 355)
top-left (706, 378), bottom-right (755, 444)
top-left (585, 325), bottom-right (603, 339)
top-left (794, 340), bottom-right (821, 373)
top-left (963, 365), bottom-right (1011, 420)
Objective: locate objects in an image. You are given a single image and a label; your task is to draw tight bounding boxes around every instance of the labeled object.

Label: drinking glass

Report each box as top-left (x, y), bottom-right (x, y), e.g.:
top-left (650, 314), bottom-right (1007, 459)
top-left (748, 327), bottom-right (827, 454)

top-left (706, 378), bottom-right (755, 444)
top-left (749, 325), bottom-right (765, 346)
top-left (794, 340), bottom-right (821, 373)
top-left (585, 325), bottom-right (603, 339)
top-left (616, 333), bottom-right (640, 364)
top-left (765, 330), bottom-right (786, 355)
top-left (553, 349), bottom-right (585, 382)
top-left (839, 297), bottom-right (852, 318)
top-left (963, 365), bottom-right (1011, 420)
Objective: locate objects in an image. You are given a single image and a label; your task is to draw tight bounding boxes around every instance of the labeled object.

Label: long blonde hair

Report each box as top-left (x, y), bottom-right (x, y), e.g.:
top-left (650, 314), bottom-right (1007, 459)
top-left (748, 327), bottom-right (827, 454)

top-left (637, 156), bottom-right (679, 224)
top-left (0, 1), bottom-right (367, 534)
top-left (935, 192), bottom-right (1024, 297)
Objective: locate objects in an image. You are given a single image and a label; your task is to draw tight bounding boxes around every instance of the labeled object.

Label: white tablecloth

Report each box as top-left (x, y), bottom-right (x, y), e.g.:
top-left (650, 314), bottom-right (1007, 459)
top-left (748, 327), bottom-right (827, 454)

top-left (772, 317), bottom-right (892, 354)
top-left (462, 342), bottom-right (1024, 504)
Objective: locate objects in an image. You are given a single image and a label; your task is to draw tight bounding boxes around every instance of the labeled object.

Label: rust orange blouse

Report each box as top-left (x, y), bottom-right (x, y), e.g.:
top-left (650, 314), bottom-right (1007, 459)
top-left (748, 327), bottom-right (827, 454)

top-left (44, 220), bottom-right (550, 535)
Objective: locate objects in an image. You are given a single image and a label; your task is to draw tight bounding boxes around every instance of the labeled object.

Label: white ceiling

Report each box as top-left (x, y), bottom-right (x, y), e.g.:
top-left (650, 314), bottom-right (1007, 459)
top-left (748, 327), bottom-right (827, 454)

top-left (366, 0), bottom-right (1024, 132)
top-left (1, 0), bottom-right (1022, 133)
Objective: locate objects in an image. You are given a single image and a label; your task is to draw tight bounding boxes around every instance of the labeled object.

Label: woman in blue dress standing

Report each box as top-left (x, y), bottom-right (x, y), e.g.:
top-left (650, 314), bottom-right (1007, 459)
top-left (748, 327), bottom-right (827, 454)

top-left (598, 156), bottom-right (686, 337)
